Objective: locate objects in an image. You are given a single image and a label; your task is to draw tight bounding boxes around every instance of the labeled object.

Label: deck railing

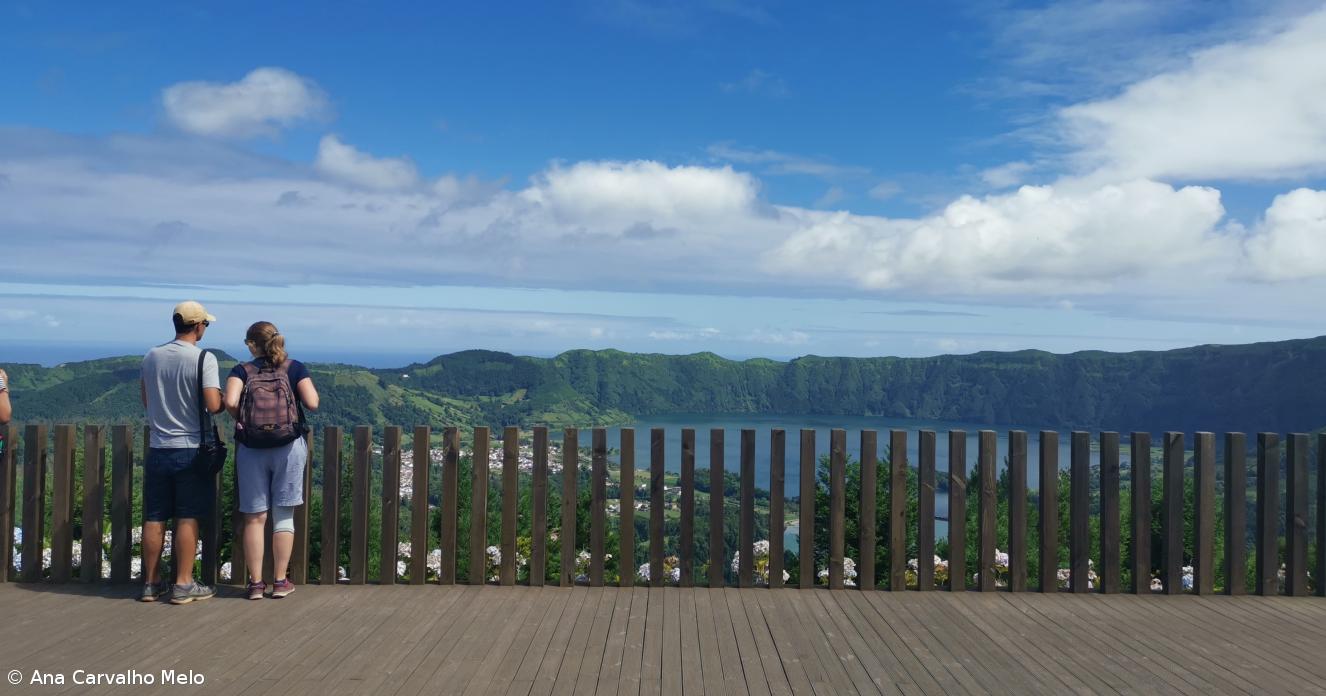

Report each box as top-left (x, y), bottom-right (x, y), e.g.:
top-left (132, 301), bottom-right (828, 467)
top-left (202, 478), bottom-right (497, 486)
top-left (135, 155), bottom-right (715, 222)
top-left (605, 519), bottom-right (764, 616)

top-left (1, 423), bottom-right (1323, 595)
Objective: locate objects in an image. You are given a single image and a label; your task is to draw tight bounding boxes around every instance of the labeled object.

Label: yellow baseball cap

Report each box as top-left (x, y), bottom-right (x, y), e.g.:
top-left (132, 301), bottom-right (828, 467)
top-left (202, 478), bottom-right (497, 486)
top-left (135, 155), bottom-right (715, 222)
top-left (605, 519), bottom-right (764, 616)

top-left (173, 300), bottom-right (217, 325)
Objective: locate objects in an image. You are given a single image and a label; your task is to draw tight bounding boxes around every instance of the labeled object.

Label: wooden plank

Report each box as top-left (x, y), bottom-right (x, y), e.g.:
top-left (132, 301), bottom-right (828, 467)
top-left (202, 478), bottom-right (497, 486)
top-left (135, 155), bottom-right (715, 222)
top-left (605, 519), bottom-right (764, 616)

top-left (709, 428), bottom-right (725, 588)
top-left (319, 426), bottom-right (342, 585)
top-left (380, 425), bottom-right (401, 585)
top-left (531, 426), bottom-right (549, 588)
top-left (1161, 431), bottom-right (1184, 594)
top-left (1284, 433), bottom-right (1309, 597)
top-left (1099, 431), bottom-right (1120, 594)
top-left (661, 588), bottom-right (684, 696)
top-left (740, 428), bottom-right (757, 588)
top-left (561, 428), bottom-right (578, 587)
top-left (49, 424), bottom-right (76, 583)
top-left (889, 429), bottom-right (906, 592)
top-left (470, 426), bottom-right (490, 586)
top-left (978, 429), bottom-right (997, 593)
top-left (349, 425), bottom-right (371, 585)
top-left (858, 429), bottom-right (876, 591)
top-left (1225, 432), bottom-right (1247, 596)
top-left (1069, 431), bottom-right (1089, 594)
top-left (410, 426), bottom-right (430, 585)
top-left (619, 428), bottom-right (635, 589)
top-left (20, 423), bottom-right (47, 582)
top-left (768, 429), bottom-right (785, 589)
top-left (949, 429), bottom-right (967, 592)
top-left (679, 428), bottom-right (695, 588)
top-left (798, 429), bottom-right (814, 589)
top-left (1194, 432), bottom-right (1216, 595)
top-left (918, 429), bottom-right (937, 591)
top-left (1318, 433), bottom-right (1326, 598)
top-left (110, 424), bottom-right (133, 583)
top-left (80, 425), bottom-right (106, 582)
top-left (0, 424), bottom-right (14, 582)
top-left (650, 428), bottom-right (665, 588)
top-left (1007, 430), bottom-right (1028, 593)
top-left (1039, 430), bottom-right (1058, 593)
top-left (289, 429), bottom-right (313, 586)
top-left (828, 428), bottom-right (845, 590)
top-left (1131, 432), bottom-right (1152, 594)
top-left (503, 426), bottom-right (521, 586)
top-left (590, 428), bottom-right (606, 587)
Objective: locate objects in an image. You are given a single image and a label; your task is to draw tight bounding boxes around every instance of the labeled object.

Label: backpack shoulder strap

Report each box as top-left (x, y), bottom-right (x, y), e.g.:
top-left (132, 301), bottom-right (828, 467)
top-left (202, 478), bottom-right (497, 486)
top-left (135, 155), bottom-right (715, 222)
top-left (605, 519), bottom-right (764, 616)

top-left (196, 349), bottom-right (214, 446)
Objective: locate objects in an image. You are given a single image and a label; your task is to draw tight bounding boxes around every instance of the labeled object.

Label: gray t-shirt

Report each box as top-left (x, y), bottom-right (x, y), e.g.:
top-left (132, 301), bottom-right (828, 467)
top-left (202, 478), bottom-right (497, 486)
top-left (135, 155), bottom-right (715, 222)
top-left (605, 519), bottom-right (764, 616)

top-left (142, 340), bottom-right (220, 449)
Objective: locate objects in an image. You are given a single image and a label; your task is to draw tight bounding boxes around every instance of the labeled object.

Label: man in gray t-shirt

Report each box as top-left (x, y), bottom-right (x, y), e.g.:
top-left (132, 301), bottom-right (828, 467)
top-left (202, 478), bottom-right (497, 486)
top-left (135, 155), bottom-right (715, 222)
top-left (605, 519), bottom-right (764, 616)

top-left (139, 301), bottom-right (223, 604)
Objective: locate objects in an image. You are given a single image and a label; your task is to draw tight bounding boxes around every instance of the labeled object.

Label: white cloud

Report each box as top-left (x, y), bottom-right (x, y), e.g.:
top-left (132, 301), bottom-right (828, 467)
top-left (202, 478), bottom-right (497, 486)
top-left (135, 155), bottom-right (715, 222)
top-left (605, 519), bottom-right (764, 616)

top-left (745, 329), bottom-right (809, 345)
top-left (814, 186), bottom-right (846, 209)
top-left (720, 69), bottom-right (789, 97)
top-left (161, 67), bottom-right (329, 138)
top-left (764, 179), bottom-right (1231, 294)
top-left (1059, 6), bottom-right (1326, 181)
top-left (868, 181), bottom-right (901, 200)
top-left (314, 135), bottom-right (420, 190)
top-left (980, 161), bottom-right (1034, 189)
top-left (522, 159), bottom-right (759, 226)
top-left (1243, 188), bottom-right (1326, 281)
top-left (707, 143), bottom-right (870, 178)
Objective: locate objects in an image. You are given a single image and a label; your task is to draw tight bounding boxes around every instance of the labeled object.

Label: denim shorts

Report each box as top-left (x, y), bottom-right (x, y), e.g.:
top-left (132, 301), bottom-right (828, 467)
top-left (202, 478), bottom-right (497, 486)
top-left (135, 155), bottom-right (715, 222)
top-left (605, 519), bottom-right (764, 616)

top-left (237, 438), bottom-right (307, 514)
top-left (144, 447), bottom-right (215, 522)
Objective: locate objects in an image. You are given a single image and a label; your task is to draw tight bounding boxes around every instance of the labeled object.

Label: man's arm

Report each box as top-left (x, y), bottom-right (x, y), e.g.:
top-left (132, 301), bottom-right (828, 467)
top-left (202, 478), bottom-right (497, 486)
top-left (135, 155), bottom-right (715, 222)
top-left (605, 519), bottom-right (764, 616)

top-left (203, 388), bottom-right (223, 415)
top-left (202, 352), bottom-right (223, 414)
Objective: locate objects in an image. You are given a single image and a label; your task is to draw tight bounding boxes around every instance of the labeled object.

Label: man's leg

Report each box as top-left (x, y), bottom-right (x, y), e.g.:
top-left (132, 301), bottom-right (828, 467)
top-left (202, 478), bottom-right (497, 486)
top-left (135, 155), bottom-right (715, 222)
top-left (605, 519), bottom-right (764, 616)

top-left (173, 518), bottom-right (198, 586)
top-left (242, 512), bottom-right (268, 583)
top-left (142, 521), bottom-right (166, 584)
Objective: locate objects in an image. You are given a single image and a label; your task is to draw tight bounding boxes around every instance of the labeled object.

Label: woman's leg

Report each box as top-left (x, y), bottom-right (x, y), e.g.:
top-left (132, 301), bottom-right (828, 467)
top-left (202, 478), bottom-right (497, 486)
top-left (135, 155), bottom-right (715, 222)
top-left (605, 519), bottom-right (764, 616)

top-left (242, 511), bottom-right (268, 583)
top-left (271, 505), bottom-right (296, 581)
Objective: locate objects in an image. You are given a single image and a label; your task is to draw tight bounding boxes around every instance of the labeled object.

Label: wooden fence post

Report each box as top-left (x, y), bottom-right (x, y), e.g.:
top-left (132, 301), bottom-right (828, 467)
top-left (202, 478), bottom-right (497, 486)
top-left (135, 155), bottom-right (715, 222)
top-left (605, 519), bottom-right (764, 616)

top-left (1070, 431), bottom-right (1089, 593)
top-left (739, 429), bottom-right (756, 588)
top-left (50, 424), bottom-right (76, 583)
top-left (769, 429), bottom-right (785, 589)
top-left (530, 426), bottom-right (548, 587)
top-left (589, 428), bottom-right (606, 587)
top-left (1285, 433), bottom-right (1309, 597)
top-left (650, 428), bottom-right (665, 587)
top-left (289, 428), bottom-right (313, 586)
top-left (1099, 432), bottom-right (1120, 594)
top-left (918, 430), bottom-right (936, 591)
top-left (1225, 433), bottom-right (1246, 595)
top-left (1038, 431), bottom-right (1058, 593)
top-left (110, 425), bottom-right (133, 583)
top-left (81, 425), bottom-right (106, 582)
top-left (709, 429), bottom-right (725, 588)
top-left (410, 426), bottom-right (430, 586)
top-left (320, 426), bottom-right (342, 585)
top-left (978, 430), bottom-right (997, 592)
top-left (440, 427), bottom-right (459, 585)
top-left (857, 430), bottom-right (876, 592)
top-left (381, 426), bottom-right (401, 585)
top-left (469, 426), bottom-right (490, 586)
top-left (619, 428), bottom-right (635, 588)
top-left (949, 430), bottom-right (967, 591)
top-left (560, 428), bottom-right (578, 587)
top-left (1008, 430), bottom-right (1027, 592)
top-left (21, 424), bottom-right (48, 582)
top-left (503, 426), bottom-right (521, 587)
top-left (0, 425), bottom-right (15, 583)
top-left (350, 425), bottom-right (371, 585)
top-left (889, 429), bottom-right (906, 592)
top-left (1131, 432), bottom-right (1151, 594)
top-left (1194, 432), bottom-right (1216, 595)
top-left (1255, 433), bottom-right (1279, 596)
top-left (828, 429), bottom-right (845, 589)
top-left (679, 428), bottom-right (695, 587)
top-left (1161, 432), bottom-right (1184, 594)
top-left (799, 429), bottom-right (815, 589)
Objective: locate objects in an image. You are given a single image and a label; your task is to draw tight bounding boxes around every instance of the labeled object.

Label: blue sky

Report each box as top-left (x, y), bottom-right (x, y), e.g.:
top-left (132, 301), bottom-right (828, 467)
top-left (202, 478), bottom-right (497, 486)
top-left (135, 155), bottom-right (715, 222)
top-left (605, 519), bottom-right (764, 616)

top-left (2, 0), bottom-right (1326, 365)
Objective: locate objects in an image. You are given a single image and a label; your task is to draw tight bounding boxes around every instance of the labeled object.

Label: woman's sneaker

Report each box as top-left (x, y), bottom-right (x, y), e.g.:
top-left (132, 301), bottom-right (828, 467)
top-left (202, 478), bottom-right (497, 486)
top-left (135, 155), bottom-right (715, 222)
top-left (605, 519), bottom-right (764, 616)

top-left (270, 578), bottom-right (295, 598)
top-left (247, 581), bottom-right (266, 600)
top-left (169, 582), bottom-right (215, 605)
top-left (140, 581), bottom-right (169, 602)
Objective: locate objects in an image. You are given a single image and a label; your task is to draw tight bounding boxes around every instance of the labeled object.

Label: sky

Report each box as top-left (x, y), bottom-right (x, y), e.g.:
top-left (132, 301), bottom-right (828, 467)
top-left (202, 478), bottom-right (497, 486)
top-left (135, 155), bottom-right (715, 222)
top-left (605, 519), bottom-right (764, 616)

top-left (2, 0), bottom-right (1325, 366)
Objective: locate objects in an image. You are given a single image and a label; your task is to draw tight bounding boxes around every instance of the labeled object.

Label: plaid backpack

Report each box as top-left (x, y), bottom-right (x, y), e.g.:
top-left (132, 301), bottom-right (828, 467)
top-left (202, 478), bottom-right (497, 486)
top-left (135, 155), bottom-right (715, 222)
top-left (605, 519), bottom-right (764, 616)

top-left (236, 361), bottom-right (305, 448)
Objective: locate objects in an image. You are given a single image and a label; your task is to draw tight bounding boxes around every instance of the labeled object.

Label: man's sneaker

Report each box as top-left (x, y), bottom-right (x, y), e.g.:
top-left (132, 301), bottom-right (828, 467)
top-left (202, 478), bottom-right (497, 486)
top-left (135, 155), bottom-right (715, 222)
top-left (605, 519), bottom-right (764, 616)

top-left (247, 581), bottom-right (266, 600)
top-left (140, 581), bottom-right (169, 602)
top-left (169, 582), bottom-right (215, 605)
top-left (270, 578), bottom-right (295, 599)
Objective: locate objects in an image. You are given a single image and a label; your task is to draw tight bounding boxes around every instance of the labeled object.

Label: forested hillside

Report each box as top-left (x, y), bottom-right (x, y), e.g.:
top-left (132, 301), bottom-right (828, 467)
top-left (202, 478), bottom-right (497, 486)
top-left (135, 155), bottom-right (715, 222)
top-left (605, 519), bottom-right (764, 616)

top-left (6, 336), bottom-right (1324, 432)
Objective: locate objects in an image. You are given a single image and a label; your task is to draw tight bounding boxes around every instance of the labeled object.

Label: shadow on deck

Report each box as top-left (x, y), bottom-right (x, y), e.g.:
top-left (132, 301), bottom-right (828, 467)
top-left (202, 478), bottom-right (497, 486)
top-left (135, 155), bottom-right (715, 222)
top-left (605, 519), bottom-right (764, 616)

top-left (2, 584), bottom-right (1325, 695)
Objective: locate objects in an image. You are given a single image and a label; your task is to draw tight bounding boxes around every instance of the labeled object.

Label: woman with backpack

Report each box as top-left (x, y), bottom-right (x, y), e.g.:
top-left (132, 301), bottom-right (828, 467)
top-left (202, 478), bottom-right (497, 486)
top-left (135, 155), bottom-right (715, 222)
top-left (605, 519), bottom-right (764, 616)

top-left (224, 321), bottom-right (319, 600)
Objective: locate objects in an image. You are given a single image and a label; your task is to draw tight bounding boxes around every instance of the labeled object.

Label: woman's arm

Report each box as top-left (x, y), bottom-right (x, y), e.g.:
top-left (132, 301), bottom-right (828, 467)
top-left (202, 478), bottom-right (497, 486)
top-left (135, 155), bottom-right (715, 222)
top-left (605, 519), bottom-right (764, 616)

top-left (0, 369), bottom-right (11, 424)
top-left (223, 375), bottom-right (245, 419)
top-left (296, 377), bottom-right (319, 412)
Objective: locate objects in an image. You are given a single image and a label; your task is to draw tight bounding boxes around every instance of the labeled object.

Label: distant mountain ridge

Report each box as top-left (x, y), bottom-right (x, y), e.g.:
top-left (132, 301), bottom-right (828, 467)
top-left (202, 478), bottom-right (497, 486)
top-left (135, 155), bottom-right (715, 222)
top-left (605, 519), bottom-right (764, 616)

top-left (5, 336), bottom-right (1325, 433)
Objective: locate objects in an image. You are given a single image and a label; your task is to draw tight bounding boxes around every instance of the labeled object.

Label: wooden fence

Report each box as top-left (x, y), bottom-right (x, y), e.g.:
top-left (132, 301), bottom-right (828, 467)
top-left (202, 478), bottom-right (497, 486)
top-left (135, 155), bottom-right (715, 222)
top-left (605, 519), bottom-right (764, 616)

top-left (1, 423), bottom-right (1324, 596)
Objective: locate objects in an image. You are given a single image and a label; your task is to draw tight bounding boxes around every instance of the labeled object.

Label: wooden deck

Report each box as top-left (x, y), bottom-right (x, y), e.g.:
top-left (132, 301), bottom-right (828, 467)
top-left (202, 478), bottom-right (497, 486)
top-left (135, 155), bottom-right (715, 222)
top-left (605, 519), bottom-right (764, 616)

top-left (3, 584), bottom-right (1326, 695)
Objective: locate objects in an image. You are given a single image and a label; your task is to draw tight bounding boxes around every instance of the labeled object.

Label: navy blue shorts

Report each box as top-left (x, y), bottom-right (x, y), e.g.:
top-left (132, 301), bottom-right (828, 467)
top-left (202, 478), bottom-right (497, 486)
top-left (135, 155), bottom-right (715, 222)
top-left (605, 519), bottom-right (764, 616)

top-left (143, 448), bottom-right (215, 522)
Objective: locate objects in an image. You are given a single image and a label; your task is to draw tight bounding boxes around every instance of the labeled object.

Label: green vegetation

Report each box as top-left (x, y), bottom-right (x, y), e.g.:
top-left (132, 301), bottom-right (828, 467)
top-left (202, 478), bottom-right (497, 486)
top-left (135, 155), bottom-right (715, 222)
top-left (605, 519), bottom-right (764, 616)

top-left (7, 335), bottom-right (1326, 433)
